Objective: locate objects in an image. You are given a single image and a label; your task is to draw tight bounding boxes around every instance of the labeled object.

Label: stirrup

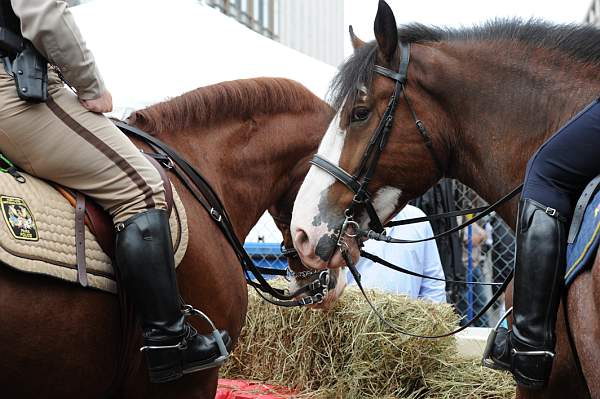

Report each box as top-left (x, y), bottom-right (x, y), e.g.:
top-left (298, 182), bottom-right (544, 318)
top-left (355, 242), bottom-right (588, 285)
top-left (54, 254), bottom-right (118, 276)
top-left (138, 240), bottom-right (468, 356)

top-left (482, 307), bottom-right (513, 369)
top-left (182, 304), bottom-right (230, 368)
top-left (140, 305), bottom-right (230, 368)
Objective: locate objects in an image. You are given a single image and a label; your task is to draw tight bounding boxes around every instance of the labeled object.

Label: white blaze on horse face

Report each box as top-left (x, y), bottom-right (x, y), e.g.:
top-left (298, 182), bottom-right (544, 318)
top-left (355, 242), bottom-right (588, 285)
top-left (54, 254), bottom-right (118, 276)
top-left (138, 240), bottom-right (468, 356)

top-left (291, 112), bottom-right (346, 244)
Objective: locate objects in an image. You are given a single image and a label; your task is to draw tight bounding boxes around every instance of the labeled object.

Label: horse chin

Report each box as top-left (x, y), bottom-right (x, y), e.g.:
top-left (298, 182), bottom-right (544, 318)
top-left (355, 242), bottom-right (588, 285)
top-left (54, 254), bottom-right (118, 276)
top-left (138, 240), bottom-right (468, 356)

top-left (291, 268), bottom-right (348, 311)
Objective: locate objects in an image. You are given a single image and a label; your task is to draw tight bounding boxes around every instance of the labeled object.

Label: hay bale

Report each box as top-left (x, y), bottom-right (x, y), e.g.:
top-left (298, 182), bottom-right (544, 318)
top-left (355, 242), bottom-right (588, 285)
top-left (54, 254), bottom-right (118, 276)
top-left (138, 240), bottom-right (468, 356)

top-left (222, 282), bottom-right (515, 398)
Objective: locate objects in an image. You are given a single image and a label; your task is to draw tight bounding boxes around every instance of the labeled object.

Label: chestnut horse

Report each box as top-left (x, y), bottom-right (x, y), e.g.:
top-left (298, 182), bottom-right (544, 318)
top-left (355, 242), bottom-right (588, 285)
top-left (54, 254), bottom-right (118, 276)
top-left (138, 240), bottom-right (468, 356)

top-left (0, 77), bottom-right (333, 398)
top-left (291, 2), bottom-right (600, 398)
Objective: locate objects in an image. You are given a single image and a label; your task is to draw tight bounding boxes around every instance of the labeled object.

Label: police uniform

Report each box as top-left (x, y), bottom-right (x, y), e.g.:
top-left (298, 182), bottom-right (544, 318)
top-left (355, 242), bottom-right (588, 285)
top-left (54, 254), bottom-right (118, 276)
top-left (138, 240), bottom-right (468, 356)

top-left (0, 0), bottom-right (229, 384)
top-left (486, 99), bottom-right (600, 388)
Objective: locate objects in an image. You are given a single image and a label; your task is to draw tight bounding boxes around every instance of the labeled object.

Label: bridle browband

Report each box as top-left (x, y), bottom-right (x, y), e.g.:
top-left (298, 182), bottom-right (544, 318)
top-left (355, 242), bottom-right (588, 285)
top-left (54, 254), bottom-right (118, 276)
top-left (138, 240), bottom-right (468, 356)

top-left (310, 43), bottom-right (443, 236)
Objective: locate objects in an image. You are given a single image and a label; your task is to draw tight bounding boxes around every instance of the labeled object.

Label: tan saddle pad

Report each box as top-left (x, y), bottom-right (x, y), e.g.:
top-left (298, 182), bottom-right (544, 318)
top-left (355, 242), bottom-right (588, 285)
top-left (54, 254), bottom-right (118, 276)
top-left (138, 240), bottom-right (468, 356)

top-left (0, 171), bottom-right (188, 293)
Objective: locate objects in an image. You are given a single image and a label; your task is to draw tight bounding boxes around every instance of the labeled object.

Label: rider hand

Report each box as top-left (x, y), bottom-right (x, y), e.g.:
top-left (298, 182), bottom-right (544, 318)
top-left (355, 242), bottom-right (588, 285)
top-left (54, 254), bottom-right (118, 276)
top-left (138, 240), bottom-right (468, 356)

top-left (79, 90), bottom-right (113, 113)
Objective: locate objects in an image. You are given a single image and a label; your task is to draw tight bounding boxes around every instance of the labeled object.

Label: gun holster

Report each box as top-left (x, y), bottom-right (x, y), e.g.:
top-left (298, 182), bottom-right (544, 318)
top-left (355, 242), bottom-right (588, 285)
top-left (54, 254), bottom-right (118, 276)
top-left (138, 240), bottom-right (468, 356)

top-left (11, 43), bottom-right (48, 102)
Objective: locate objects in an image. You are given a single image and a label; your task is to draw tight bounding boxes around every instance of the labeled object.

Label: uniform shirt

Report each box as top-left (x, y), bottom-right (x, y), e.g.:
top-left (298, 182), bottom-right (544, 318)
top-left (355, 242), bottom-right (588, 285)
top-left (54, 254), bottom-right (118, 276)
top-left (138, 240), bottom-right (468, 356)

top-left (347, 205), bottom-right (447, 303)
top-left (10, 0), bottom-right (105, 99)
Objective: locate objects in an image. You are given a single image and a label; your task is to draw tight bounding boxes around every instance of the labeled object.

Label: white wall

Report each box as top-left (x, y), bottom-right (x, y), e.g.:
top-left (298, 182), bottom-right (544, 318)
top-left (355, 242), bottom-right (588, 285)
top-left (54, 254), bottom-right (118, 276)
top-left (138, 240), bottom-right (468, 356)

top-left (278, 0), bottom-right (344, 68)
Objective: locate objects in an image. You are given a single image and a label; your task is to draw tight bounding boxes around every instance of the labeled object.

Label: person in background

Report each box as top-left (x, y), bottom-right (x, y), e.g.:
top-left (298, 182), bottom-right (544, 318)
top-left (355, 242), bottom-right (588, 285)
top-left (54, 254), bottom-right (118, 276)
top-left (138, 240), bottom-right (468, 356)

top-left (347, 205), bottom-right (446, 303)
top-left (411, 179), bottom-right (464, 303)
top-left (454, 217), bottom-right (490, 326)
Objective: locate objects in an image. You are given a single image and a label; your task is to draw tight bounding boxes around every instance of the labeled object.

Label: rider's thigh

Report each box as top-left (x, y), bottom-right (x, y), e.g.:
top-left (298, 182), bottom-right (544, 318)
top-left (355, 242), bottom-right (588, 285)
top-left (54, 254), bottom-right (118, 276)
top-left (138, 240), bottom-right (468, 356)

top-left (0, 66), bottom-right (166, 224)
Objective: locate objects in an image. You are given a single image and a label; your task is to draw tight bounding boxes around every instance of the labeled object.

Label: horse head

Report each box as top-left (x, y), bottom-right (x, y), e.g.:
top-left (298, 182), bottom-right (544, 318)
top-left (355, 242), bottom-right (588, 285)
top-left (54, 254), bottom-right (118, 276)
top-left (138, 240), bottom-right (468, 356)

top-left (291, 1), bottom-right (448, 271)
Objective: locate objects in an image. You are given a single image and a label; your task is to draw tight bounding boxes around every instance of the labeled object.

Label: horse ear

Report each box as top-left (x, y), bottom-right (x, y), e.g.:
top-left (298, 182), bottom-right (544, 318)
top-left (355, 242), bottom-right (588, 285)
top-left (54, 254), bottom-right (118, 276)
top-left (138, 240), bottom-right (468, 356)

top-left (374, 0), bottom-right (398, 63)
top-left (349, 25), bottom-right (366, 51)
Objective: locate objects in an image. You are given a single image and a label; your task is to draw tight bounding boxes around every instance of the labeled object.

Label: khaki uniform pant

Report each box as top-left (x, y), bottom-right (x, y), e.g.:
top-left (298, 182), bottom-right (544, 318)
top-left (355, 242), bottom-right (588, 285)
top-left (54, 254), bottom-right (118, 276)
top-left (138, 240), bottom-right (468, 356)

top-left (0, 63), bottom-right (166, 225)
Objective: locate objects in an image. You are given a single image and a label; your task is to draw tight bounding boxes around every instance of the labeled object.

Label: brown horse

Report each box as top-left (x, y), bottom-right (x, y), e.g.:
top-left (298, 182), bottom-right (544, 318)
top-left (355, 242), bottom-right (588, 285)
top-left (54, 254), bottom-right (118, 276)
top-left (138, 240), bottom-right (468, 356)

top-left (0, 77), bottom-right (333, 398)
top-left (290, 2), bottom-right (600, 398)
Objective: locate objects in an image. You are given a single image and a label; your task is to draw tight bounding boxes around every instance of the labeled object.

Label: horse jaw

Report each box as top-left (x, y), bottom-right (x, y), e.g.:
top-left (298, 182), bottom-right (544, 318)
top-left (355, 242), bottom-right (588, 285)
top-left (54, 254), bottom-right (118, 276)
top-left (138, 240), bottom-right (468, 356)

top-left (291, 112), bottom-right (347, 269)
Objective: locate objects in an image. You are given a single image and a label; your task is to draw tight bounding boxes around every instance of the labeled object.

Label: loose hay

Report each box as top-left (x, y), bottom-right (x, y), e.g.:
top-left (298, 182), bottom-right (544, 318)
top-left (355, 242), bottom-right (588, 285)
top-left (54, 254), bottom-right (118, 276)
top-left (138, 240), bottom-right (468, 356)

top-left (222, 283), bottom-right (515, 398)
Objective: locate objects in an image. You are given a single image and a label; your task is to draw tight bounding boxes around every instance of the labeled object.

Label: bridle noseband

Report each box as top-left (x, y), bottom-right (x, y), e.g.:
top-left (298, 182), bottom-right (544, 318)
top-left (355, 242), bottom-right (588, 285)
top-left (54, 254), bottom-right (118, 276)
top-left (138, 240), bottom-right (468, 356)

top-left (310, 42), bottom-right (443, 248)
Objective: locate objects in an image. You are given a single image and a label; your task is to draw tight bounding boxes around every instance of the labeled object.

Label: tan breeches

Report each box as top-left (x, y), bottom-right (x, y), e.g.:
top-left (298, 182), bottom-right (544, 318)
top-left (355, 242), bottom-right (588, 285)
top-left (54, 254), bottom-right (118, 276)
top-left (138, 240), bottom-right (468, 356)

top-left (0, 63), bottom-right (166, 225)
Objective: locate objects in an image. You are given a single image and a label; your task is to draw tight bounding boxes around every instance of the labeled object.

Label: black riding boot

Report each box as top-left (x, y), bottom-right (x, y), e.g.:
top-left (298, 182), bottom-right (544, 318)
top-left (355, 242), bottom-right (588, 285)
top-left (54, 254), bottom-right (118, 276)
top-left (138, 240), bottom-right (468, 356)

top-left (483, 198), bottom-right (567, 388)
top-left (115, 209), bottom-right (231, 383)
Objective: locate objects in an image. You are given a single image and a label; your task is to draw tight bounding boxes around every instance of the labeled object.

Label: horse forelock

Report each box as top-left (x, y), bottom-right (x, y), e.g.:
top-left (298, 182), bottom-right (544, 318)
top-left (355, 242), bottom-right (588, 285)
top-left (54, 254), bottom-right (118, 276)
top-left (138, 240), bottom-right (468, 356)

top-left (129, 78), bottom-right (325, 134)
top-left (330, 18), bottom-right (600, 111)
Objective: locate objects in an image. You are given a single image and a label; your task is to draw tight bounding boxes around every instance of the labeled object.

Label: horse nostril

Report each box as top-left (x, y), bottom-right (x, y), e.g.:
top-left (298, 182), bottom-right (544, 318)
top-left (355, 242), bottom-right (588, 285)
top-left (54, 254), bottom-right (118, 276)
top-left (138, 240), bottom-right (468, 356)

top-left (294, 228), bottom-right (311, 255)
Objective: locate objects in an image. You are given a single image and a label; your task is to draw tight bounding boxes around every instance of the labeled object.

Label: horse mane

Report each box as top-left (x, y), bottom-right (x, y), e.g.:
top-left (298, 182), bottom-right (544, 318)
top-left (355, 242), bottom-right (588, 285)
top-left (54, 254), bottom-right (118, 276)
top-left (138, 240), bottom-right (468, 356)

top-left (129, 77), bottom-right (325, 134)
top-left (330, 19), bottom-right (600, 109)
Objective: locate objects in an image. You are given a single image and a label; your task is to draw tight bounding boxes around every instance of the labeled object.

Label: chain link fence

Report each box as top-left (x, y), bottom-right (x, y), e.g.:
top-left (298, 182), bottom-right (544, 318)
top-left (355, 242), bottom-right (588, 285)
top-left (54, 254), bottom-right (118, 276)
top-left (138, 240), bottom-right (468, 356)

top-left (454, 182), bottom-right (515, 327)
top-left (244, 180), bottom-right (516, 327)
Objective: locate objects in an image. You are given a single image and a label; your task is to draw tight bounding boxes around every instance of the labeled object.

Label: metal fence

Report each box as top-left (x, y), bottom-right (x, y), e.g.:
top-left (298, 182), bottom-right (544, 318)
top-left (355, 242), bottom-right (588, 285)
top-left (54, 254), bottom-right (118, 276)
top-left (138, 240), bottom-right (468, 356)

top-left (454, 182), bottom-right (515, 327)
top-left (202, 0), bottom-right (279, 39)
top-left (244, 180), bottom-right (516, 327)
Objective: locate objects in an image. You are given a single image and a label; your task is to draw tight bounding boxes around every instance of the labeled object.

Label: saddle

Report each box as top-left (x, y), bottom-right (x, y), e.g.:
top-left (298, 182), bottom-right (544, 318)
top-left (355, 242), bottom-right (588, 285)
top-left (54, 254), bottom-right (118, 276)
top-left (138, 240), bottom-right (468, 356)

top-left (0, 155), bottom-right (188, 293)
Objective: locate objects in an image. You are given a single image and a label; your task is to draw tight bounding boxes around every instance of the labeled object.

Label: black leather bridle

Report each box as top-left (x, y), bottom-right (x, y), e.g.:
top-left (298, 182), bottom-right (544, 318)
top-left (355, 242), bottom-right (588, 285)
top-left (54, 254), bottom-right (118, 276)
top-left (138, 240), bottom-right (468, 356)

top-left (306, 42), bottom-right (520, 338)
top-left (310, 42), bottom-right (442, 245)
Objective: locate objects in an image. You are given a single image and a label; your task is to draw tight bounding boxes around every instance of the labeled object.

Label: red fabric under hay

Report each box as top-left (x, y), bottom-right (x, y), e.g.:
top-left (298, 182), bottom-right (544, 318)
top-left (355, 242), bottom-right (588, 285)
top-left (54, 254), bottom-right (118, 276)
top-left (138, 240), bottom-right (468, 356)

top-left (216, 379), bottom-right (297, 399)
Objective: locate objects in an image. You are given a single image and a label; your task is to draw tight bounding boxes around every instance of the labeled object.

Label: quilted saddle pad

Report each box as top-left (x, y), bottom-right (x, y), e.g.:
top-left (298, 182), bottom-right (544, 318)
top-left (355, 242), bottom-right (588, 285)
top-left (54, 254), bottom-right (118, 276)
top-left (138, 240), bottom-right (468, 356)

top-left (0, 171), bottom-right (188, 293)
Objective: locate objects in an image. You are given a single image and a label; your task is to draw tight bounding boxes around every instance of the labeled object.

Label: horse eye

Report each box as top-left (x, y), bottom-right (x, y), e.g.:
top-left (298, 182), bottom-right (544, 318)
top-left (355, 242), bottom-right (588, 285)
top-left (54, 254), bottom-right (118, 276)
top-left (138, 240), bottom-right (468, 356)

top-left (351, 107), bottom-right (370, 122)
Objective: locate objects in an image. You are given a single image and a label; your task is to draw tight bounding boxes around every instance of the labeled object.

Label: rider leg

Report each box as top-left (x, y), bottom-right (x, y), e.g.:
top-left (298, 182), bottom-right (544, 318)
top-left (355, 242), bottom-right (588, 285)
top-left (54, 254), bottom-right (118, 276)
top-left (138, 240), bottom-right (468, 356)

top-left (484, 98), bottom-right (600, 388)
top-left (0, 65), bottom-right (230, 383)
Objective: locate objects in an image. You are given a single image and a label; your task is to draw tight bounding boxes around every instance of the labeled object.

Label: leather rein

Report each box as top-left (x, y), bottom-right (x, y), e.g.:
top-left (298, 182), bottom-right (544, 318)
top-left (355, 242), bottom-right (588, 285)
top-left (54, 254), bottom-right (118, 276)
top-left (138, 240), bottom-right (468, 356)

top-left (307, 42), bottom-right (519, 337)
top-left (116, 121), bottom-right (330, 308)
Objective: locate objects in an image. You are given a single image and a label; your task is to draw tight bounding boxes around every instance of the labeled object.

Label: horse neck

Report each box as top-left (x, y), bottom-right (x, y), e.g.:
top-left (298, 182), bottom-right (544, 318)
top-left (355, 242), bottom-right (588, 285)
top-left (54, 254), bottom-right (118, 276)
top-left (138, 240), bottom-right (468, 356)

top-left (417, 42), bottom-right (600, 225)
top-left (161, 110), bottom-right (330, 238)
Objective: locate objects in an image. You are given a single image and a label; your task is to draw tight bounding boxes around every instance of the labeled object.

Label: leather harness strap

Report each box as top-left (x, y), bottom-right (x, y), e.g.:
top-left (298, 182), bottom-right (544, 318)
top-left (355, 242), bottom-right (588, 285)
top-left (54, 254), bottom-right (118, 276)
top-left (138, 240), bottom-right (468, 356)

top-left (568, 173), bottom-right (600, 244)
top-left (75, 192), bottom-right (88, 287)
top-left (143, 153), bottom-right (173, 217)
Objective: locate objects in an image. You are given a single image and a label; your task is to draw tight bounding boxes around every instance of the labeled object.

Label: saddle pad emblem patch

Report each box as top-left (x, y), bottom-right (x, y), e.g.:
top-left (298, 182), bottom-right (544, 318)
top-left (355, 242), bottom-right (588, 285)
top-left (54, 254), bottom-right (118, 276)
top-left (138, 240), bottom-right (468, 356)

top-left (0, 196), bottom-right (39, 241)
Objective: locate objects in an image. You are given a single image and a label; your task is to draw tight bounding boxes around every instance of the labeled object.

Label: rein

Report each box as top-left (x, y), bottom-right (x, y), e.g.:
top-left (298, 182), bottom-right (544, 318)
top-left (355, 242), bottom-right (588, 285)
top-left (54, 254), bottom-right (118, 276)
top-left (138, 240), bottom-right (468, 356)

top-left (116, 121), bottom-right (329, 308)
top-left (308, 42), bottom-right (518, 337)
top-left (362, 184), bottom-right (522, 244)
top-left (346, 250), bottom-right (514, 339)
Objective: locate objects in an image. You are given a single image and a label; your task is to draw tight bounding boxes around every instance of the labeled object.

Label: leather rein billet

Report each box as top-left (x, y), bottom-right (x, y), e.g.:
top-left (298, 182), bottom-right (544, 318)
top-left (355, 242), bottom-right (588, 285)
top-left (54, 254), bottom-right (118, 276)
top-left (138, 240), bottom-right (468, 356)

top-left (308, 42), bottom-right (519, 338)
top-left (116, 121), bottom-right (330, 308)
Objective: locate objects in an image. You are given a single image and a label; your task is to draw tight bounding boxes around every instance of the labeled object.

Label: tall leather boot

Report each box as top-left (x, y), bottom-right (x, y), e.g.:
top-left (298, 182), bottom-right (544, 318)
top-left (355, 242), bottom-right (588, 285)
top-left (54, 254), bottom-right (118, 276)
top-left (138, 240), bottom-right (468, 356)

top-left (115, 209), bottom-right (231, 383)
top-left (483, 198), bottom-right (567, 389)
